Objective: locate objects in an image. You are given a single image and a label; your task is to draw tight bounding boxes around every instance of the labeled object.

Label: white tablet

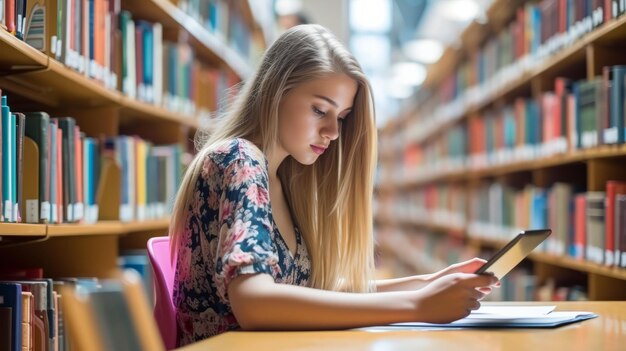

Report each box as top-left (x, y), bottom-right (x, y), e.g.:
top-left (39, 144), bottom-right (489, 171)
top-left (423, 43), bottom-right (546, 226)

top-left (475, 229), bottom-right (552, 280)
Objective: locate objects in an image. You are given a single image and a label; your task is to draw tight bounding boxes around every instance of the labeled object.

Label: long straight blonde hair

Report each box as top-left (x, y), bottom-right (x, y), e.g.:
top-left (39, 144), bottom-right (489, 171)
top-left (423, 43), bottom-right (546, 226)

top-left (169, 24), bottom-right (377, 293)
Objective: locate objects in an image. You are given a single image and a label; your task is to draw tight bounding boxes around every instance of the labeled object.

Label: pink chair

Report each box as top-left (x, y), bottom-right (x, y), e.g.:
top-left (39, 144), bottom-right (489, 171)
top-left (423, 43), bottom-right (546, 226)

top-left (147, 236), bottom-right (177, 350)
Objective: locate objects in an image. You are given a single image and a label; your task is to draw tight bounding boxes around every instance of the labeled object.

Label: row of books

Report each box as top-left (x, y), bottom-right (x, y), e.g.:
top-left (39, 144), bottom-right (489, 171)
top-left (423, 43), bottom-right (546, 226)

top-left (173, 0), bottom-right (260, 60)
top-left (395, 71), bottom-right (626, 181)
top-left (0, 93), bottom-right (98, 224)
top-left (468, 180), bottom-right (626, 268)
top-left (375, 184), bottom-right (467, 230)
top-left (406, 0), bottom-right (624, 146)
top-left (0, 251), bottom-right (154, 351)
top-left (376, 179), bottom-right (626, 268)
top-left (112, 136), bottom-right (183, 223)
top-left (0, 94), bottom-right (183, 224)
top-left (118, 11), bottom-right (240, 116)
top-left (0, 0), bottom-right (241, 118)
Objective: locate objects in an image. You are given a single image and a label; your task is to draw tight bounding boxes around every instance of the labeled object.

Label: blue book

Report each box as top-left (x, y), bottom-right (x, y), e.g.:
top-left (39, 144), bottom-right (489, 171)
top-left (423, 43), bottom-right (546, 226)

top-left (49, 121), bottom-right (58, 223)
top-left (10, 113), bottom-right (16, 222)
top-left (1, 97), bottom-right (13, 222)
top-left (0, 282), bottom-right (23, 351)
top-left (609, 66), bottom-right (626, 144)
top-left (138, 21), bottom-right (154, 88)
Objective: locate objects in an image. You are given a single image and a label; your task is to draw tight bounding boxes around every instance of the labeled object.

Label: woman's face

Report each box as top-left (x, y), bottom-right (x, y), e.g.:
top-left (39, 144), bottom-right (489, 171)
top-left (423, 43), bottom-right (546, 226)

top-left (277, 73), bottom-right (357, 165)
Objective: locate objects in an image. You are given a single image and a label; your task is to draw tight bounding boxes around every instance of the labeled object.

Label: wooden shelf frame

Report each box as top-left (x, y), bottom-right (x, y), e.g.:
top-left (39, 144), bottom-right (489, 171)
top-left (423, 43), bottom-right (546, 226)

top-left (0, 219), bottom-right (169, 239)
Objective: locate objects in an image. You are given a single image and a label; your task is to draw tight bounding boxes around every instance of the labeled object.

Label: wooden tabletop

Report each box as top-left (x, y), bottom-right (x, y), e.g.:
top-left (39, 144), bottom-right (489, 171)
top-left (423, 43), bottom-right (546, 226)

top-left (177, 301), bottom-right (626, 351)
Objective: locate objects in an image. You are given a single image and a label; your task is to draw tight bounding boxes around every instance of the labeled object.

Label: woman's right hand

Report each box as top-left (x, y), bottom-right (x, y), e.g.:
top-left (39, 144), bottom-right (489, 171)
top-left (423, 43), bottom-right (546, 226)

top-left (413, 273), bottom-right (498, 324)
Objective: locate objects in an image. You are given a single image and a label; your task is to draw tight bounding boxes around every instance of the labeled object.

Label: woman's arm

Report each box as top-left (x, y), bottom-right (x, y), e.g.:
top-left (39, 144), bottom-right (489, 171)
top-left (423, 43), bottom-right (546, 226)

top-left (375, 258), bottom-right (489, 292)
top-left (375, 274), bottom-right (434, 292)
top-left (228, 272), bottom-right (497, 330)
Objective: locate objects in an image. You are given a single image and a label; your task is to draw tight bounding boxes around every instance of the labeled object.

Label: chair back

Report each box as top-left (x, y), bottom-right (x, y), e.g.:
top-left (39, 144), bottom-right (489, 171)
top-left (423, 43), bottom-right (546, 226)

top-left (147, 236), bottom-right (177, 350)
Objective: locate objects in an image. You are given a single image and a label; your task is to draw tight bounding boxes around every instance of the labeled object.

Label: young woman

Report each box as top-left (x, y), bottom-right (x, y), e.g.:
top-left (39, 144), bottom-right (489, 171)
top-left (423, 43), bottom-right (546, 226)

top-left (169, 24), bottom-right (497, 346)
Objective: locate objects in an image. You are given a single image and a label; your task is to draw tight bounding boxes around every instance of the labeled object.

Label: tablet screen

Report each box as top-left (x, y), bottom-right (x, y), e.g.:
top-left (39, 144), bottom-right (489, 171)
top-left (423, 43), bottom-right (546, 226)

top-left (475, 229), bottom-right (551, 280)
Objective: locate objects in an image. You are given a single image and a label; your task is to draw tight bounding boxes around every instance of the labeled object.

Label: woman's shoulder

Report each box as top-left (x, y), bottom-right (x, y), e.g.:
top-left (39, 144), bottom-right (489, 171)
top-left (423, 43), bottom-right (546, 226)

top-left (207, 138), bottom-right (267, 170)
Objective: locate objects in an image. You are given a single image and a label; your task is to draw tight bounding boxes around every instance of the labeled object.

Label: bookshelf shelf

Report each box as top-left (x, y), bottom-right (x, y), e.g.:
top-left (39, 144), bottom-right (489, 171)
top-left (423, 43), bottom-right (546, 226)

top-left (45, 60), bottom-right (121, 106)
top-left (120, 218), bottom-right (170, 234)
top-left (46, 219), bottom-right (169, 237)
top-left (0, 223), bottom-right (47, 237)
top-left (0, 29), bottom-right (48, 69)
top-left (120, 96), bottom-right (199, 129)
top-left (46, 222), bottom-right (127, 237)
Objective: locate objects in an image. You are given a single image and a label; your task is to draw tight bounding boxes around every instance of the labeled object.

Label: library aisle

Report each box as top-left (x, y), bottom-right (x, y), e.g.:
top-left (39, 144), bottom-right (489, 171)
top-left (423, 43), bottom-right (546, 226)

top-left (1, 0), bottom-right (626, 350)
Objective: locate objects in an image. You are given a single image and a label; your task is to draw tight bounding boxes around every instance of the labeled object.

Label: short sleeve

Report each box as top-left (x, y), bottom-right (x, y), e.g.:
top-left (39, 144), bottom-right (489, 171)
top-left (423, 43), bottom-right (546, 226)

top-left (213, 151), bottom-right (279, 301)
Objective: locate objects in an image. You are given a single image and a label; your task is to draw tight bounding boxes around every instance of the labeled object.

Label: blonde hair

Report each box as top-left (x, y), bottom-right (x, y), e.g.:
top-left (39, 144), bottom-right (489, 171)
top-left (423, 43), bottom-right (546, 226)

top-left (169, 24), bottom-right (377, 293)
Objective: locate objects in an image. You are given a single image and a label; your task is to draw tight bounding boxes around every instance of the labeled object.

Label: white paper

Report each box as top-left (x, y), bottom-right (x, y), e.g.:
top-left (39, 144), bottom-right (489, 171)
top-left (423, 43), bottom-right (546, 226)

top-left (370, 305), bottom-right (596, 329)
top-left (467, 305), bottom-right (556, 318)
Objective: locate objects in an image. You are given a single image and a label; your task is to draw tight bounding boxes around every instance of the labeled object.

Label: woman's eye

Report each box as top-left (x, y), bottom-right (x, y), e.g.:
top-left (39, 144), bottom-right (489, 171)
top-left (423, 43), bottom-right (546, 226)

top-left (312, 106), bottom-right (326, 117)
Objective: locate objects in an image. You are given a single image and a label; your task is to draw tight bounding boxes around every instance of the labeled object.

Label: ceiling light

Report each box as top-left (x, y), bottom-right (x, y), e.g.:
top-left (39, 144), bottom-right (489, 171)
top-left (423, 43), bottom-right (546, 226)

top-left (391, 62), bottom-right (427, 86)
top-left (437, 0), bottom-right (479, 22)
top-left (403, 39), bottom-right (444, 64)
top-left (350, 0), bottom-right (391, 33)
top-left (275, 0), bottom-right (302, 16)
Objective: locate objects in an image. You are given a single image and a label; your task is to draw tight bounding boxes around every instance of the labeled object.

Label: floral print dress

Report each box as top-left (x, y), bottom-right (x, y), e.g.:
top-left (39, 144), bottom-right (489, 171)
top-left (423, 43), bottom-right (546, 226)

top-left (173, 138), bottom-right (311, 346)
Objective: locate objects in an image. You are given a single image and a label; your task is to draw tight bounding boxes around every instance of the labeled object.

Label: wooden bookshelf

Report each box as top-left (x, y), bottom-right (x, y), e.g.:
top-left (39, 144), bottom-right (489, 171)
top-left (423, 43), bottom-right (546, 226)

top-left (376, 0), bottom-right (626, 301)
top-left (0, 0), bottom-right (268, 281)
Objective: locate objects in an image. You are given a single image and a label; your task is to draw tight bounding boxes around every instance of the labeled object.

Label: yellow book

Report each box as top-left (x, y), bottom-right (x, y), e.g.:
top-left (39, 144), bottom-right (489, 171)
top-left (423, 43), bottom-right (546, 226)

top-left (136, 138), bottom-right (147, 221)
top-left (24, 0), bottom-right (58, 57)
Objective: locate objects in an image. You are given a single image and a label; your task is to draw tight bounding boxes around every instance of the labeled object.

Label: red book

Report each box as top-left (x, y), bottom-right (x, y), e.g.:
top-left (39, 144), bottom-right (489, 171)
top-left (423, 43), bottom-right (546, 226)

top-left (606, 181), bottom-right (626, 266)
top-left (75, 127), bottom-right (84, 222)
top-left (617, 195), bottom-right (626, 268)
top-left (574, 194), bottom-right (586, 260)
top-left (5, 0), bottom-right (16, 33)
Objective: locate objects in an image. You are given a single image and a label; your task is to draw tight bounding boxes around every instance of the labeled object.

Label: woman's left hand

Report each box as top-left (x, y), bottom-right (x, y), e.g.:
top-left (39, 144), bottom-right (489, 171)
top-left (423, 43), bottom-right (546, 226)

top-left (429, 258), bottom-right (500, 296)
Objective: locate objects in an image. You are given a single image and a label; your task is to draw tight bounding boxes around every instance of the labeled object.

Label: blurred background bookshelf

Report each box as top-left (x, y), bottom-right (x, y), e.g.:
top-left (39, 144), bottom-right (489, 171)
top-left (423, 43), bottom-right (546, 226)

top-left (375, 0), bottom-right (626, 301)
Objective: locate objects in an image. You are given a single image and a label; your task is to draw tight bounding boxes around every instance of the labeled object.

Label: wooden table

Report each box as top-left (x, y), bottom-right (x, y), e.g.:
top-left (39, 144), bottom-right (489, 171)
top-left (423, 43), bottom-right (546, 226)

top-left (177, 302), bottom-right (626, 351)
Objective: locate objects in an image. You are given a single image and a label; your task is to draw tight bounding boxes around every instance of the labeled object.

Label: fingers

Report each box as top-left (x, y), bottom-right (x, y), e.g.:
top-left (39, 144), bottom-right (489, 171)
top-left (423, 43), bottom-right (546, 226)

top-left (469, 299), bottom-right (481, 311)
top-left (470, 287), bottom-right (486, 300)
top-left (452, 257), bottom-right (488, 273)
top-left (477, 287), bottom-right (492, 296)
top-left (465, 272), bottom-right (499, 287)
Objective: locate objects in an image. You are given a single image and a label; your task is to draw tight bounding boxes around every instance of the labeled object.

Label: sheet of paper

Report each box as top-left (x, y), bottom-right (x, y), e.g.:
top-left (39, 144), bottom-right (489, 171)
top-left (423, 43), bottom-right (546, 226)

top-left (377, 306), bottom-right (597, 329)
top-left (468, 305), bottom-right (556, 317)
